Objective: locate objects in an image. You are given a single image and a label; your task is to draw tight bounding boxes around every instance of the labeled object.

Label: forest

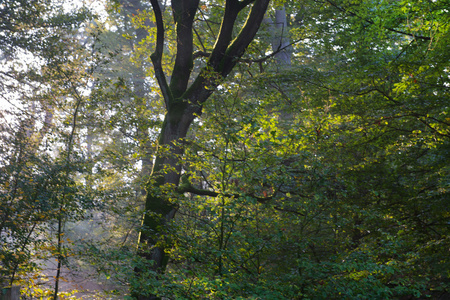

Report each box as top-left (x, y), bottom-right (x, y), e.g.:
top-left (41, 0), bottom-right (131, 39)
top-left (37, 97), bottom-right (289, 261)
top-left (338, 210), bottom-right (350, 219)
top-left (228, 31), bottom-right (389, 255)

top-left (0, 0), bottom-right (449, 299)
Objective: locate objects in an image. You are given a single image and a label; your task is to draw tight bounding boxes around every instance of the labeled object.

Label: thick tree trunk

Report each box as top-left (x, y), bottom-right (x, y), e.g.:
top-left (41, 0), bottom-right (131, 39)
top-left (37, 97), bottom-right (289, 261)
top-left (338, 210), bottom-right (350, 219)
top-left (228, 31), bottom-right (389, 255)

top-left (138, 104), bottom-right (196, 263)
top-left (133, 104), bottom-right (197, 300)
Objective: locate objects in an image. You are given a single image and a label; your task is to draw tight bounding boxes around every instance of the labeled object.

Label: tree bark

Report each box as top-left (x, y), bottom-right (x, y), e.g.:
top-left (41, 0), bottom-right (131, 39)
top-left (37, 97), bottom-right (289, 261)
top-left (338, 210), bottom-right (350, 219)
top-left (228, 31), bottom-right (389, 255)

top-left (272, 7), bottom-right (291, 67)
top-left (264, 6), bottom-right (291, 68)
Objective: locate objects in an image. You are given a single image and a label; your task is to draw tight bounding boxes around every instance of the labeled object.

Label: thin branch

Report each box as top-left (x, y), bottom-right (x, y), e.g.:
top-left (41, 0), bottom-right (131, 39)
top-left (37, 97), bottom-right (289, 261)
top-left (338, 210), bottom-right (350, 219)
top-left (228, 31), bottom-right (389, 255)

top-left (198, 9), bottom-right (218, 41)
top-left (416, 117), bottom-right (450, 138)
top-left (239, 38), bottom-right (305, 65)
top-left (193, 27), bottom-right (207, 53)
top-left (273, 206), bottom-right (305, 216)
top-left (326, 0), bottom-right (431, 41)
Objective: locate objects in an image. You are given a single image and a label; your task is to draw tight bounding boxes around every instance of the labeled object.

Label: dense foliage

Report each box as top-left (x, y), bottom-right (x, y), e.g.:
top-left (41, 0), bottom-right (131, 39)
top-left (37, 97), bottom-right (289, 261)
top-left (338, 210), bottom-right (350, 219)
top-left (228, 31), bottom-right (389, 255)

top-left (0, 0), bottom-right (448, 299)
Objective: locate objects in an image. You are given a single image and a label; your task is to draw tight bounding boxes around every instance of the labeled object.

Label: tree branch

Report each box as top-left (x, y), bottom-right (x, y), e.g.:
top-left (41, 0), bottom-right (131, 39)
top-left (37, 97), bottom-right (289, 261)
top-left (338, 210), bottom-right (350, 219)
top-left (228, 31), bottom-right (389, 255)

top-left (181, 0), bottom-right (270, 109)
top-left (177, 176), bottom-right (274, 204)
top-left (239, 38), bottom-right (305, 65)
top-left (208, 0), bottom-right (242, 71)
top-left (169, 0), bottom-right (200, 99)
top-left (219, 0), bottom-right (271, 76)
top-left (193, 50), bottom-right (211, 59)
top-left (150, 0), bottom-right (172, 107)
top-left (327, 0), bottom-right (431, 41)
top-left (177, 181), bottom-right (306, 216)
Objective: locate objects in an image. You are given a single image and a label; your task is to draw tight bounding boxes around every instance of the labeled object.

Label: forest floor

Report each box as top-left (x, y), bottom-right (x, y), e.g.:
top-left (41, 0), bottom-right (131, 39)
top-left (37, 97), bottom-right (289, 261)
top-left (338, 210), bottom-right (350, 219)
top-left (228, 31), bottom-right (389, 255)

top-left (32, 259), bottom-right (122, 299)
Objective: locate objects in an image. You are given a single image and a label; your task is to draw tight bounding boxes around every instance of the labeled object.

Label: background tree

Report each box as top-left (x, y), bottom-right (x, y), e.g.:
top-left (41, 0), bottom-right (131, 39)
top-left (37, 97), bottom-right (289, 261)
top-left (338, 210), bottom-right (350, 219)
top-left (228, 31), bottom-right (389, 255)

top-left (0, 0), bottom-right (98, 297)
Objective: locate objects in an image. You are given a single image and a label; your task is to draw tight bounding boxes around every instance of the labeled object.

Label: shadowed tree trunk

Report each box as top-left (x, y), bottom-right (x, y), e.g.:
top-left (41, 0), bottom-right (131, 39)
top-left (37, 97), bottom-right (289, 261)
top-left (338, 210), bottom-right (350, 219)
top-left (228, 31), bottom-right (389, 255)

top-left (266, 6), bottom-right (291, 68)
top-left (131, 0), bottom-right (271, 298)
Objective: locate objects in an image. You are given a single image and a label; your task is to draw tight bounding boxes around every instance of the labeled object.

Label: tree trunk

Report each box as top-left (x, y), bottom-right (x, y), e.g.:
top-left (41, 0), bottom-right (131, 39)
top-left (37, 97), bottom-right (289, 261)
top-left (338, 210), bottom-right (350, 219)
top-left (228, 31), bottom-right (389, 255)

top-left (132, 0), bottom-right (271, 298)
top-left (138, 103), bottom-right (196, 265)
top-left (273, 7), bottom-right (291, 67)
top-left (0, 286), bottom-right (20, 300)
top-left (264, 6), bottom-right (291, 68)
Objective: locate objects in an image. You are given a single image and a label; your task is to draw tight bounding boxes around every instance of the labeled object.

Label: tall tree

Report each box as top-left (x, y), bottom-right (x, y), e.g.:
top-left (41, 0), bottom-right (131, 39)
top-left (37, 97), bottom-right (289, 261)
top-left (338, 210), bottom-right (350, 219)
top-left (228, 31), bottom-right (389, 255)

top-left (125, 0), bottom-right (271, 298)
